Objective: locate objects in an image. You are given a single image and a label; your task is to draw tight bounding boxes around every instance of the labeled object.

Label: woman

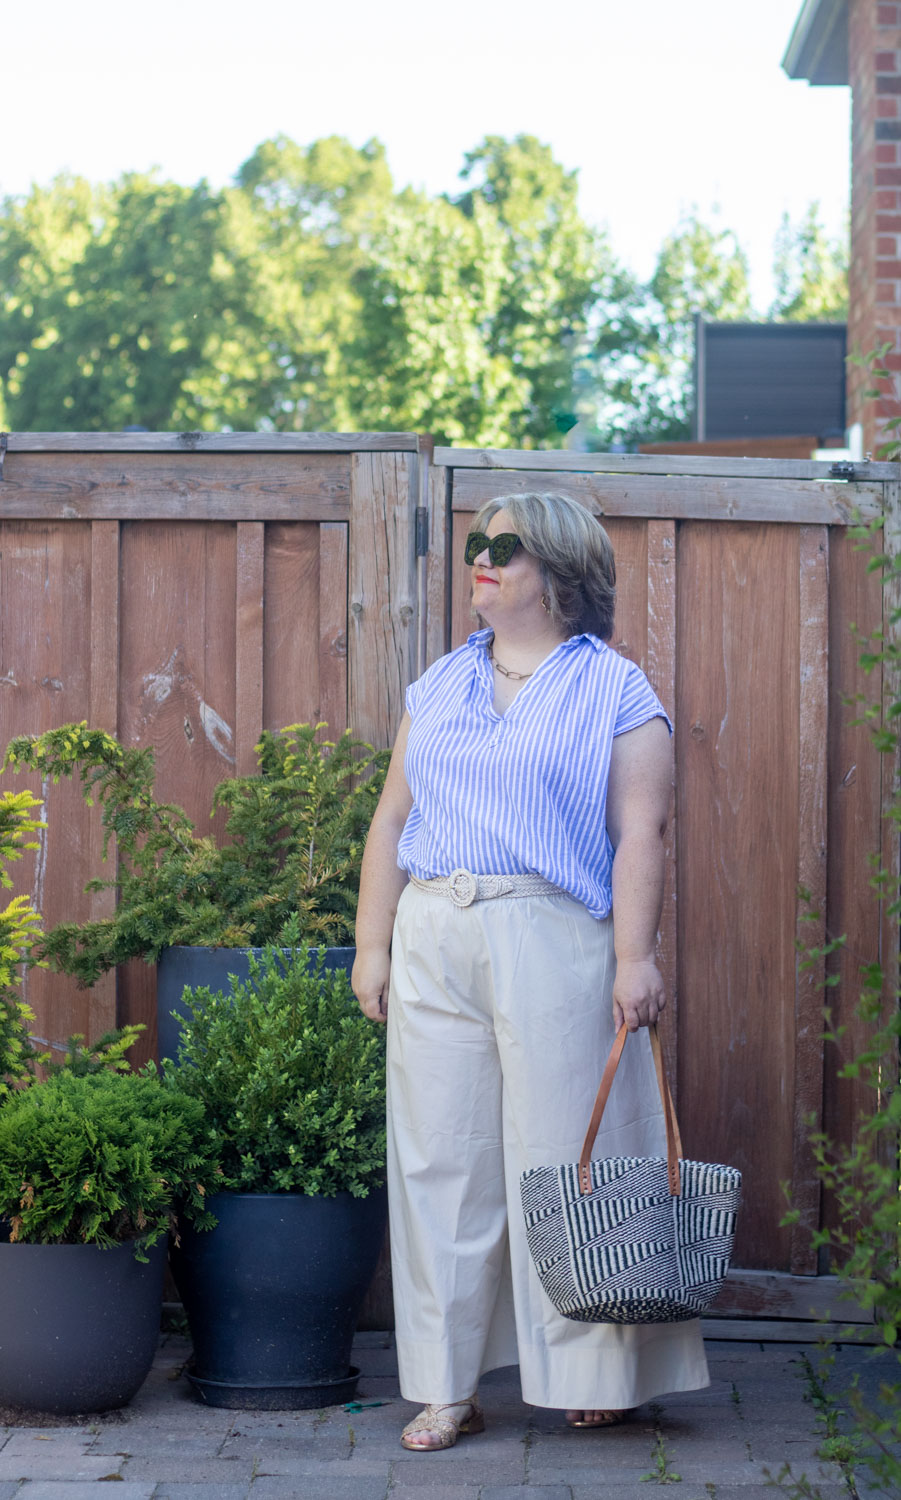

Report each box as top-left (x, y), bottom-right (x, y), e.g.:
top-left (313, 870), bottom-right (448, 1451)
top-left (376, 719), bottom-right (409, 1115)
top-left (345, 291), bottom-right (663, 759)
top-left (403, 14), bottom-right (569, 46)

top-left (352, 492), bottom-right (708, 1451)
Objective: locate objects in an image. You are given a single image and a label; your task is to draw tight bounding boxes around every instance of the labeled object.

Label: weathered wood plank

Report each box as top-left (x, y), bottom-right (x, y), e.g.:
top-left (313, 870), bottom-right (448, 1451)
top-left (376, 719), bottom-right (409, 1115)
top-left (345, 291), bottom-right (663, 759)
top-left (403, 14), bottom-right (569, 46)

top-left (319, 523), bottom-right (348, 738)
top-left (347, 454), bottom-right (417, 748)
top-left (709, 1269), bottom-right (873, 1324)
top-left (87, 521), bottom-right (120, 1040)
top-left (261, 523), bottom-right (319, 736)
top-left (435, 446), bottom-right (899, 483)
top-left (6, 432), bottom-right (419, 453)
top-left (605, 519), bottom-right (648, 670)
top-left (118, 522), bottom-right (238, 1063)
top-left (449, 467), bottom-right (884, 524)
top-left (792, 526), bottom-right (830, 1275)
top-left (425, 464), bottom-right (449, 667)
top-left (647, 520), bottom-right (678, 1101)
top-left (1, 453), bottom-right (350, 521)
top-left (89, 522), bottom-right (120, 736)
top-left (700, 1317), bottom-right (882, 1344)
top-left (235, 522), bottom-right (265, 776)
top-left (880, 480), bottom-right (901, 1016)
top-left (0, 522), bottom-right (97, 1055)
top-left (676, 523), bottom-right (800, 1270)
top-left (415, 438), bottom-right (433, 678)
top-left (450, 511), bottom-right (474, 650)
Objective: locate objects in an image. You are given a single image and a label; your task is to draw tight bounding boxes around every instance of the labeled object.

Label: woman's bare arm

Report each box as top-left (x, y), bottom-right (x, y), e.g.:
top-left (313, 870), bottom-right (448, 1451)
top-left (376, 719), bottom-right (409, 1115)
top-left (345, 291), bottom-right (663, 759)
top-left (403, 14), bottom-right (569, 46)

top-left (605, 716), bottom-right (672, 1032)
top-left (352, 712), bottom-right (414, 1023)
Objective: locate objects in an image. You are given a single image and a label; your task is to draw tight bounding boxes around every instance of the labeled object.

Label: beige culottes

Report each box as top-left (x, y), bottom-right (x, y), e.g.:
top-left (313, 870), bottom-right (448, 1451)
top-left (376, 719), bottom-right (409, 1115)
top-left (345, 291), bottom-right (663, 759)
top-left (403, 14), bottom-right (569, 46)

top-left (386, 881), bottom-right (710, 1409)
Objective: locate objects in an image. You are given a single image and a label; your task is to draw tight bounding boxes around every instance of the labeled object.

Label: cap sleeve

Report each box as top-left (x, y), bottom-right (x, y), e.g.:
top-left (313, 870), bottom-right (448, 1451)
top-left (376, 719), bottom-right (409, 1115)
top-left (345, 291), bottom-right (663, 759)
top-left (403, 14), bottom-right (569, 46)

top-left (614, 659), bottom-right (673, 737)
top-left (405, 676), bottom-right (422, 720)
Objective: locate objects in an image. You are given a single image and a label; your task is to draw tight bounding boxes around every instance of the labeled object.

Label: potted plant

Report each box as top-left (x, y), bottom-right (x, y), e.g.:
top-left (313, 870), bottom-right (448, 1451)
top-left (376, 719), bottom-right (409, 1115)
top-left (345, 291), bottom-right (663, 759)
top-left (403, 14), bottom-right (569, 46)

top-left (0, 1067), bottom-right (218, 1414)
top-left (0, 788), bottom-right (218, 1415)
top-left (2, 721), bottom-right (390, 1059)
top-left (163, 917), bottom-right (388, 1410)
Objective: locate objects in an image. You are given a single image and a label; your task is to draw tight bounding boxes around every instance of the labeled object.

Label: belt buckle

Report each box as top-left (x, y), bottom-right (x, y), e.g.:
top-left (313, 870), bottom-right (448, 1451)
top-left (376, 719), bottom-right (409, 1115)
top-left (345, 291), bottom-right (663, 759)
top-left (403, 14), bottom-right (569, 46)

top-left (447, 868), bottom-right (478, 907)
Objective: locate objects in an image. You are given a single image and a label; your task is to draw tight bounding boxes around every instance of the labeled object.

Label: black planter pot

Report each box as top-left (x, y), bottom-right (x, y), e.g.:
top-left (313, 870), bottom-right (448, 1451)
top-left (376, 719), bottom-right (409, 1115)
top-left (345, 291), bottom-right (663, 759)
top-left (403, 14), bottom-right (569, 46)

top-left (0, 1239), bottom-right (167, 1414)
top-left (170, 1189), bottom-right (388, 1409)
top-left (156, 944), bottom-right (356, 1062)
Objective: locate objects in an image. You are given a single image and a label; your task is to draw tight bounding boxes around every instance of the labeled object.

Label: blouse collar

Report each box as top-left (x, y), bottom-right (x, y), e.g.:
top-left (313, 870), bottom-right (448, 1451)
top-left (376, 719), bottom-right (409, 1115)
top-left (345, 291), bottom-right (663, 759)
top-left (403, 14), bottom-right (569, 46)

top-left (466, 627), bottom-right (604, 654)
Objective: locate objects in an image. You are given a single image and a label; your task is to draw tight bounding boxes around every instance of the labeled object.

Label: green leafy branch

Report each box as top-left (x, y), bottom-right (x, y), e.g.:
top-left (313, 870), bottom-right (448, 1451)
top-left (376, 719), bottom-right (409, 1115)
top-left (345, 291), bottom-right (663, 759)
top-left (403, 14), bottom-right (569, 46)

top-left (2, 721), bottom-right (389, 986)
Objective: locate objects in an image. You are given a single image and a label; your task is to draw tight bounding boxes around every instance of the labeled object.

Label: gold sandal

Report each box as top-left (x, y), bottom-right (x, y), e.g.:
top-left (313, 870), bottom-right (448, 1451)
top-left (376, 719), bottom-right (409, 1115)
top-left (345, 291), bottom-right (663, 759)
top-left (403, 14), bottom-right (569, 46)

top-left (566, 1408), bottom-right (628, 1428)
top-left (400, 1395), bottom-right (485, 1451)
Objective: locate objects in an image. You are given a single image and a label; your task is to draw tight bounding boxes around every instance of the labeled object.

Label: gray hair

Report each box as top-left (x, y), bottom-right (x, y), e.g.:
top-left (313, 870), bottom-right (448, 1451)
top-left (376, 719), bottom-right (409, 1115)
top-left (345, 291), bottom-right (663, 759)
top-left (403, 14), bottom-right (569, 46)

top-left (471, 491), bottom-right (617, 641)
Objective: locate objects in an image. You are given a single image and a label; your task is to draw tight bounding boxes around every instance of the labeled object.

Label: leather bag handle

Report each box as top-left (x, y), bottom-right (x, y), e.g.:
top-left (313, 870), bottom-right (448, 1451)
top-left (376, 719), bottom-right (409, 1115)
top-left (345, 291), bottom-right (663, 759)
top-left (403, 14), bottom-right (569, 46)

top-left (578, 1022), bottom-right (684, 1197)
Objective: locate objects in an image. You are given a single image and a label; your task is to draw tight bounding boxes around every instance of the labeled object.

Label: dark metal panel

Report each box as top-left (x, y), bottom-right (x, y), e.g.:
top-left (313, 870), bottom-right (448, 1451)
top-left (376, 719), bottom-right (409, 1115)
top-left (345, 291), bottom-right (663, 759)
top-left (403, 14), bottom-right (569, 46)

top-left (697, 322), bottom-right (847, 442)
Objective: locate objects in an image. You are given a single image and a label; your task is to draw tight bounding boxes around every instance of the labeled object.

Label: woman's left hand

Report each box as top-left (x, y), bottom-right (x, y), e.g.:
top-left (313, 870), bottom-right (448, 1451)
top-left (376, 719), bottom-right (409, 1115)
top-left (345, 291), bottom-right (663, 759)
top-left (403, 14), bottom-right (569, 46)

top-left (612, 957), bottom-right (666, 1032)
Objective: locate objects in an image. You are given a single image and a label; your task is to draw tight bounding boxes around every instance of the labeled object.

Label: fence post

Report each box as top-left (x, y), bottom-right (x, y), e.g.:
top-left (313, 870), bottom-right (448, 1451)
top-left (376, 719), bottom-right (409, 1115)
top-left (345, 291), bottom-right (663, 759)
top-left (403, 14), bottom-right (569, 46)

top-left (348, 452), bottom-right (418, 748)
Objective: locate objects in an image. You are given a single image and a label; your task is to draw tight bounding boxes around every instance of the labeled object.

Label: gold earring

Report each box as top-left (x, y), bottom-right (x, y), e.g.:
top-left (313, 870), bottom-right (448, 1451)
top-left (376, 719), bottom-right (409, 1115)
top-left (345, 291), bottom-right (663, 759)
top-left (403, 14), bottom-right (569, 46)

top-left (541, 594), bottom-right (550, 614)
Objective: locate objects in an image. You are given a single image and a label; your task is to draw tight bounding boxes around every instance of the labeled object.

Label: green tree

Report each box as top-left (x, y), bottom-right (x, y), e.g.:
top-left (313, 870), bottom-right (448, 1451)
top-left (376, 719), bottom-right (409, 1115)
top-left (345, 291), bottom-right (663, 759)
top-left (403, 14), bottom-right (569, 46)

top-left (229, 134), bottom-right (395, 431)
top-left (347, 190), bottom-right (531, 444)
top-left (770, 203), bottom-right (848, 322)
top-left (588, 213), bottom-right (752, 448)
top-left (0, 135), bottom-right (609, 445)
top-left (451, 134), bottom-right (605, 444)
top-left (0, 173), bottom-right (258, 431)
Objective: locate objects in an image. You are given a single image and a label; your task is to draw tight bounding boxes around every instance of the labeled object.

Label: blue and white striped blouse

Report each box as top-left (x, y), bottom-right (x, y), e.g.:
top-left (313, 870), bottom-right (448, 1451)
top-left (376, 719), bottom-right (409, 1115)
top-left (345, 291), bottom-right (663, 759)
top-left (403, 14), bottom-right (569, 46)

top-left (397, 627), bottom-right (671, 920)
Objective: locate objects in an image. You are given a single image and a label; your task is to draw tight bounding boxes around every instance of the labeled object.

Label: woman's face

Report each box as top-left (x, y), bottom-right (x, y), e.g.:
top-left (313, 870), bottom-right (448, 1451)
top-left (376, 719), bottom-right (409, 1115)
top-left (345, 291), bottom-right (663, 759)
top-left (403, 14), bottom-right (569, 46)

top-left (470, 508), bottom-right (546, 626)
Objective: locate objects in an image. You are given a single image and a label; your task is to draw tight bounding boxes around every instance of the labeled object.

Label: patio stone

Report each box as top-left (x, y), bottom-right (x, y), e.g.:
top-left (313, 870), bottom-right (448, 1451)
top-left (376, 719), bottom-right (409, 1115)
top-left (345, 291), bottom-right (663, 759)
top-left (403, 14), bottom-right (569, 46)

top-left (119, 1455), bottom-right (256, 1483)
top-left (481, 1486), bottom-right (575, 1499)
top-left (0, 1434), bottom-right (97, 1457)
top-left (384, 1481), bottom-right (482, 1499)
top-left (15, 1487), bottom-right (155, 1499)
top-left (250, 1477), bottom-right (390, 1499)
top-left (389, 1454), bottom-right (527, 1482)
top-left (152, 1489), bottom-right (252, 1500)
top-left (0, 1454), bottom-right (134, 1482)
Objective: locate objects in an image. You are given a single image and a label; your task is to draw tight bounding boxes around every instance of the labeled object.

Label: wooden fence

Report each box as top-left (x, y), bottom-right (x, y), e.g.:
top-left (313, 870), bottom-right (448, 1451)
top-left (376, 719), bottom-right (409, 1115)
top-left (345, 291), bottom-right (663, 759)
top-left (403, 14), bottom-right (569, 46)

top-left (1, 432), bottom-right (898, 1329)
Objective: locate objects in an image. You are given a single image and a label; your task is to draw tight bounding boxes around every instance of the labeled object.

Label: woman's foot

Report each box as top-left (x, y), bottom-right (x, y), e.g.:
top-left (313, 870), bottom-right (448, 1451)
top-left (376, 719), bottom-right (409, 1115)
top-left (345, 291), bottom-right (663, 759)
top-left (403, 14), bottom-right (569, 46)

top-left (400, 1396), bottom-right (485, 1451)
top-left (566, 1408), bottom-right (627, 1428)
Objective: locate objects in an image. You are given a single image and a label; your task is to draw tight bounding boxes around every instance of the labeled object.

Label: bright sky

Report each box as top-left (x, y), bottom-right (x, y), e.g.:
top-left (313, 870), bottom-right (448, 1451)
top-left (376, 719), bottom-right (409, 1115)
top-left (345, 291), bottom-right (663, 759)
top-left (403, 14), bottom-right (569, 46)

top-left (3, 0), bottom-right (849, 310)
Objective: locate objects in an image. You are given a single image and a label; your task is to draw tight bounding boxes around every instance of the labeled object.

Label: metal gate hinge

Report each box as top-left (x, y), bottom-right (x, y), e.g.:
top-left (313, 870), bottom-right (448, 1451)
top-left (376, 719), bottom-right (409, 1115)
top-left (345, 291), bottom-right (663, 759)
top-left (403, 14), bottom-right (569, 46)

top-left (829, 460), bottom-right (860, 480)
top-left (415, 506), bottom-right (429, 556)
top-left (0, 433), bottom-right (7, 481)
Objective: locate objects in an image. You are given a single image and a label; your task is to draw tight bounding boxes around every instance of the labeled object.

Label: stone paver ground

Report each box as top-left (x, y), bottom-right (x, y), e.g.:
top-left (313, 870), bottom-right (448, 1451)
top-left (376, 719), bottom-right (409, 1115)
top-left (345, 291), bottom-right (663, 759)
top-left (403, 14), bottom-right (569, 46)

top-left (0, 1332), bottom-right (888, 1498)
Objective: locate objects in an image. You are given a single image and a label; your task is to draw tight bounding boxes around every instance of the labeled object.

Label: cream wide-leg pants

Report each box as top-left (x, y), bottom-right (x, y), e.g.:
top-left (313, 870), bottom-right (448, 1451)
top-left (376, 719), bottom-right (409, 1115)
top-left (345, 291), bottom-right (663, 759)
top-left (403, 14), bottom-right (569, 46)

top-left (386, 881), bottom-right (710, 1409)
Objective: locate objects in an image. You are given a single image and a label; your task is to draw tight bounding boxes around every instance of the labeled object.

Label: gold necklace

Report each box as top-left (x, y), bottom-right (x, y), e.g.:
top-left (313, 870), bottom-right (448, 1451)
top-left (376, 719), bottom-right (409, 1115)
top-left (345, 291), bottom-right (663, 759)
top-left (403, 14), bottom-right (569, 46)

top-left (488, 646), bottom-right (534, 680)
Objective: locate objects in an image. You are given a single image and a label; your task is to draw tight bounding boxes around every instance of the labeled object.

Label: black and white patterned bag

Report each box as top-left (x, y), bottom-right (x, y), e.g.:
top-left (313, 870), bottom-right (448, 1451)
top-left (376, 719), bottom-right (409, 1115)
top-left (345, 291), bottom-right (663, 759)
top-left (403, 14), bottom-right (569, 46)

top-left (520, 1024), bottom-right (742, 1324)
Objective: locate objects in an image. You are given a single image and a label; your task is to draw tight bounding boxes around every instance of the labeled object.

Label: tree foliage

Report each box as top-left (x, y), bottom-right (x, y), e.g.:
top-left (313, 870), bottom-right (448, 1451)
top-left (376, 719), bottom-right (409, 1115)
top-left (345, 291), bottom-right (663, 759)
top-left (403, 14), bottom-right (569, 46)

top-left (771, 204), bottom-right (849, 322)
top-left (0, 137), bottom-right (848, 447)
top-left (581, 213), bottom-right (753, 449)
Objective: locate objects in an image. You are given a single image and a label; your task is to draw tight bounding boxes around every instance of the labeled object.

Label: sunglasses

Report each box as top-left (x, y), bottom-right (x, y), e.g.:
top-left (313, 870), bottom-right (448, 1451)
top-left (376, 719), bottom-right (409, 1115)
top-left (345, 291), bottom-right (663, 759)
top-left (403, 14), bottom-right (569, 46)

top-left (464, 531), bottom-right (522, 568)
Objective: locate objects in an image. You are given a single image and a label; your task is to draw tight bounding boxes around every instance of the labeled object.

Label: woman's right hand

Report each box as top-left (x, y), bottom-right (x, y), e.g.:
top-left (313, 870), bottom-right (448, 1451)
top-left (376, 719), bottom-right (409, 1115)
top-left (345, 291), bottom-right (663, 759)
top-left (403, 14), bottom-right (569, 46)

top-left (352, 945), bottom-right (391, 1024)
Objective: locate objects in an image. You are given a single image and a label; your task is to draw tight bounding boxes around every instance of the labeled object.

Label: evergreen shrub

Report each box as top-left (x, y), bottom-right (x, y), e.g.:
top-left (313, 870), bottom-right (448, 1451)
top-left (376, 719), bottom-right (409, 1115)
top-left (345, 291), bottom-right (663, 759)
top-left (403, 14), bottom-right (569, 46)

top-left (2, 722), bottom-right (389, 986)
top-left (0, 1068), bottom-right (218, 1258)
top-left (163, 915), bottom-right (386, 1199)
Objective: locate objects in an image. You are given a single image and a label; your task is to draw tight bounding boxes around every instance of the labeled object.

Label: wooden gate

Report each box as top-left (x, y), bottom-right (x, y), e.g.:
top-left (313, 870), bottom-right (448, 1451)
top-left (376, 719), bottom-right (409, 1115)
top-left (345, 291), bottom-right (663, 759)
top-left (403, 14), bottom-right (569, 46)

top-left (0, 432), bottom-right (424, 1063)
top-left (424, 446), bottom-right (899, 1331)
top-left (1, 433), bottom-right (898, 1329)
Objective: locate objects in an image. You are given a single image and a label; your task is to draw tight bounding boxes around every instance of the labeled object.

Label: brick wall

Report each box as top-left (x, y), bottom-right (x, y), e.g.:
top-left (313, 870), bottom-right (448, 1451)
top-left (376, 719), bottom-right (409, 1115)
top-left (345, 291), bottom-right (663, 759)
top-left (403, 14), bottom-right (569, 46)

top-left (849, 0), bottom-right (901, 454)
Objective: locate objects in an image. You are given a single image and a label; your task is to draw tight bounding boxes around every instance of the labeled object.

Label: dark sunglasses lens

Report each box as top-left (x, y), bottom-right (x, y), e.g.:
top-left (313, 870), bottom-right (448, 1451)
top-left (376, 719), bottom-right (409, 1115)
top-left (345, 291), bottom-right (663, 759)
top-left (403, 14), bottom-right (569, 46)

top-left (464, 532), bottom-right (489, 565)
top-left (464, 532), bottom-right (520, 567)
top-left (489, 534), bottom-right (519, 566)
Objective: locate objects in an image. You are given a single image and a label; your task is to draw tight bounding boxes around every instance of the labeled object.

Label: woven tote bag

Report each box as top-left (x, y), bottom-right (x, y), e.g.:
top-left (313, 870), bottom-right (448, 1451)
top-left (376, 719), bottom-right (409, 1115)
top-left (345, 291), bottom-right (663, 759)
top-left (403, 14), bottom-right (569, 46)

top-left (520, 1023), bottom-right (742, 1324)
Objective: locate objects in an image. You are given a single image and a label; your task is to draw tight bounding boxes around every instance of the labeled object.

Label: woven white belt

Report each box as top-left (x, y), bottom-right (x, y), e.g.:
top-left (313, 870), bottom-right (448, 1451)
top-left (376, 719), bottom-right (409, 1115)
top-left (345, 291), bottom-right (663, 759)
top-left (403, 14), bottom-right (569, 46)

top-left (409, 868), bottom-right (562, 909)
